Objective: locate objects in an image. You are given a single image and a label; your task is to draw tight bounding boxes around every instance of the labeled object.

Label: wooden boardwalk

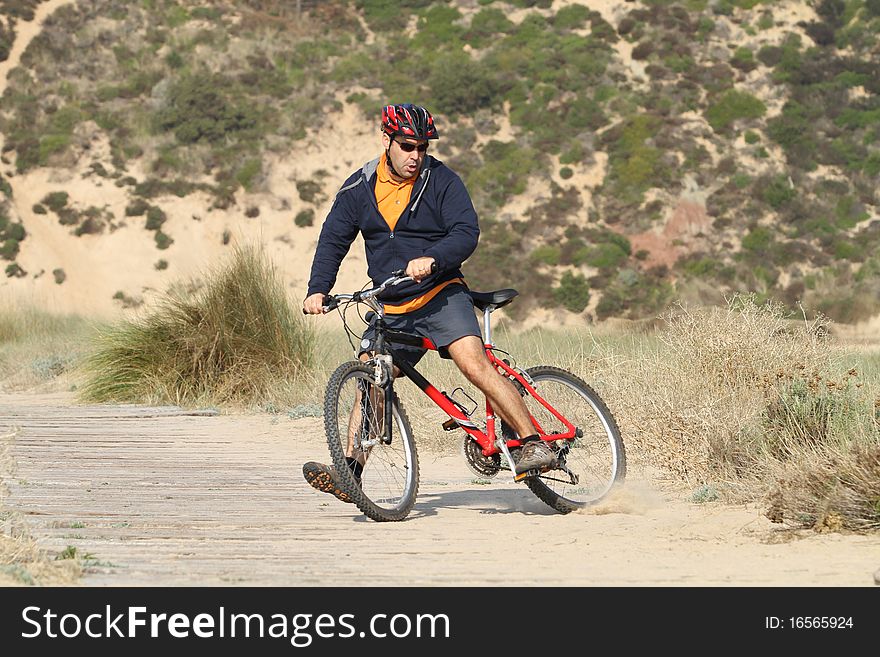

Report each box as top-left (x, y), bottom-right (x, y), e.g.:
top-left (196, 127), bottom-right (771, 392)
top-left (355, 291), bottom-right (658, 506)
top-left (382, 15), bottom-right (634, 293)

top-left (3, 392), bottom-right (879, 587)
top-left (0, 392), bottom-right (557, 586)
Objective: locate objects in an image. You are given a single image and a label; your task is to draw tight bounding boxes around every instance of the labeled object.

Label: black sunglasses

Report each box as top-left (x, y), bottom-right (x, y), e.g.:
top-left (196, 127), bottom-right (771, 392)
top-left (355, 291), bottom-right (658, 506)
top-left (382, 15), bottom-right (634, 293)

top-left (393, 139), bottom-right (428, 153)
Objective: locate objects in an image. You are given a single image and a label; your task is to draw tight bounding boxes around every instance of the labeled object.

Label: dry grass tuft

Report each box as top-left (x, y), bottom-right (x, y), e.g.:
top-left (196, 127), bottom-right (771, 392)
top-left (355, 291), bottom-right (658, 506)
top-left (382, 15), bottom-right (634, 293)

top-left (78, 244), bottom-right (317, 410)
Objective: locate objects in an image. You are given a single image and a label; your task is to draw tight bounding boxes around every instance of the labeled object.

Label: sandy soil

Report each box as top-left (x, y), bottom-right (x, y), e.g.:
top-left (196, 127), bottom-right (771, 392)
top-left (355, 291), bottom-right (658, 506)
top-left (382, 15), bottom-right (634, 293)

top-left (1, 391), bottom-right (877, 587)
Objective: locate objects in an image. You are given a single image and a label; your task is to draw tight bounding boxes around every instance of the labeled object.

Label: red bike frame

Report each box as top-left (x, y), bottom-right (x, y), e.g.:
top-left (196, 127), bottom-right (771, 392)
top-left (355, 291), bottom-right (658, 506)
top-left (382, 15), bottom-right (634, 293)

top-left (386, 333), bottom-right (577, 458)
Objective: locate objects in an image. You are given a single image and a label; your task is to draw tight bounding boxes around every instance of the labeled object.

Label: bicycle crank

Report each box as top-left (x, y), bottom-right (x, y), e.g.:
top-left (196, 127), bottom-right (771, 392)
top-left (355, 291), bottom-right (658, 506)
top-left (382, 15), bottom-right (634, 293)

top-left (461, 436), bottom-right (501, 478)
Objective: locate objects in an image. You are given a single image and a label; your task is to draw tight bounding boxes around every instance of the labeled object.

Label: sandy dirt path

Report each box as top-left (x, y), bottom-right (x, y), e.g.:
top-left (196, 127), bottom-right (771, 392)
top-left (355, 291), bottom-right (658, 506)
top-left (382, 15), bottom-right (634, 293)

top-left (1, 391), bottom-right (878, 587)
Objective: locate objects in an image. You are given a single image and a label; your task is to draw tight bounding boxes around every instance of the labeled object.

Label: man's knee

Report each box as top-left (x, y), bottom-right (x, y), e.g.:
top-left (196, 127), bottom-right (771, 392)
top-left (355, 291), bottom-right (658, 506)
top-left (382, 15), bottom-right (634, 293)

top-left (449, 343), bottom-right (494, 383)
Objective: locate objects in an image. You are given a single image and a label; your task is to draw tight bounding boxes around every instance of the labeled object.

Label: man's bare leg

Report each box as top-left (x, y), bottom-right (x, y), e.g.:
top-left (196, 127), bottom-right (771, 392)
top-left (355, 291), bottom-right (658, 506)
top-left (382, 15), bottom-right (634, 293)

top-left (444, 335), bottom-right (534, 438)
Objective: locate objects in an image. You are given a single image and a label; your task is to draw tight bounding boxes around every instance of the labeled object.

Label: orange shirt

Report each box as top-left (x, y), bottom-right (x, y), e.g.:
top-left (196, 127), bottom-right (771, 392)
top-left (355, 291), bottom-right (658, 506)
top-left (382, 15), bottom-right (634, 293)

top-left (375, 152), bottom-right (414, 232)
top-left (375, 153), bottom-right (465, 314)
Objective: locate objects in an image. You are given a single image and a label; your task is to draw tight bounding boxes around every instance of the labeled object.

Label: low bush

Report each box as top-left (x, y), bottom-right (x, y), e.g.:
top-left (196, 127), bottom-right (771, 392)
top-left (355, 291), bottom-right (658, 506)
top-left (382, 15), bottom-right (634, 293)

top-left (704, 89), bottom-right (766, 134)
top-left (79, 245), bottom-right (317, 409)
top-left (553, 271), bottom-right (591, 313)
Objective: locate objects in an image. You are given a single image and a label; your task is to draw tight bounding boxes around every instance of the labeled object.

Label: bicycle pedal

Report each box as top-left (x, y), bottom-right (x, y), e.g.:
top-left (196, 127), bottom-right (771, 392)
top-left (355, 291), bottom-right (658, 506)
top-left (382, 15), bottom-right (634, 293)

top-left (441, 418), bottom-right (459, 431)
top-left (514, 469), bottom-right (539, 482)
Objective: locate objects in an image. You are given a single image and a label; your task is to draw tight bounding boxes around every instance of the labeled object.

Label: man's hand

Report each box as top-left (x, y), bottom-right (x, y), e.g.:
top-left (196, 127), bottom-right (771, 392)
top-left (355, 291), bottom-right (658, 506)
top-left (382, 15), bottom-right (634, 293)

top-left (303, 293), bottom-right (328, 315)
top-left (406, 256), bottom-right (436, 283)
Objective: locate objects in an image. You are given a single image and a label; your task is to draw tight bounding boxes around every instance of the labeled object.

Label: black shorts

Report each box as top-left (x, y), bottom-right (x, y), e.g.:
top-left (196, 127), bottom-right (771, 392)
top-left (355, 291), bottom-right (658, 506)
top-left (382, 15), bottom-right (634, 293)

top-left (359, 284), bottom-right (482, 367)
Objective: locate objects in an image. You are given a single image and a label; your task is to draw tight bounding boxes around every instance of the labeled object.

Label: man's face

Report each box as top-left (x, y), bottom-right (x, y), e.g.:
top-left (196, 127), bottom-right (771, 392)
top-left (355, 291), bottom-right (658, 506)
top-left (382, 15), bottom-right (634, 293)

top-left (383, 133), bottom-right (428, 179)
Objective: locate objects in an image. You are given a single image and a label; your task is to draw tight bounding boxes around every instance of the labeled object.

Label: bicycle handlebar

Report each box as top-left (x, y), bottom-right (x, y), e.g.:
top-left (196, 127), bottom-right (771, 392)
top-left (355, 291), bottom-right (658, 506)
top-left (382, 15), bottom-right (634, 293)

top-left (302, 263), bottom-right (437, 315)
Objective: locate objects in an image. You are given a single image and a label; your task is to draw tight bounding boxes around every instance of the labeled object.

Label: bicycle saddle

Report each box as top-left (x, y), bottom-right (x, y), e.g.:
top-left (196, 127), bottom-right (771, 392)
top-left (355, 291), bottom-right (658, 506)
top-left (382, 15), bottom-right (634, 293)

top-left (468, 288), bottom-right (519, 311)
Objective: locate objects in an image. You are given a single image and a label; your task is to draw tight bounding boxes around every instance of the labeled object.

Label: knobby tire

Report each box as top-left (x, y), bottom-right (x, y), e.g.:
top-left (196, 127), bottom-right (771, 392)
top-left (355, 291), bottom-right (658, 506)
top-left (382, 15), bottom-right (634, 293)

top-left (323, 361), bottom-right (419, 522)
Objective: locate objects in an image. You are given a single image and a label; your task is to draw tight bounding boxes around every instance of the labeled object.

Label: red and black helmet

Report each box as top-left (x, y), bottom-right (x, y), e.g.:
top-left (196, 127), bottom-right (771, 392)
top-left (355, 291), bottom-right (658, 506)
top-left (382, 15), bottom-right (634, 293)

top-left (381, 104), bottom-right (439, 140)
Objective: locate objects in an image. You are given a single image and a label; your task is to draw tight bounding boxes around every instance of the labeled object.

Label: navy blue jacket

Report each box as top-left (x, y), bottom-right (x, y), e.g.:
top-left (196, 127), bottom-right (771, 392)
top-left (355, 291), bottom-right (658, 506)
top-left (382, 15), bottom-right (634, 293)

top-left (306, 155), bottom-right (480, 304)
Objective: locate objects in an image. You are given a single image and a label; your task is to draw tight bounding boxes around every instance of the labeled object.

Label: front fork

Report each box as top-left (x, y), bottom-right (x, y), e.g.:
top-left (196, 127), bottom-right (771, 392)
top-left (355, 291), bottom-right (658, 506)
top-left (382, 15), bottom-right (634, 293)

top-left (373, 354), bottom-right (395, 444)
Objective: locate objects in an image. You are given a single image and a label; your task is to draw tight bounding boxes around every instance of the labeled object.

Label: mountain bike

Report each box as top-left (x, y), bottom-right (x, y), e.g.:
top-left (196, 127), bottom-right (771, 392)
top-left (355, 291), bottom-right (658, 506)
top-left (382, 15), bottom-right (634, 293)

top-left (313, 270), bottom-right (626, 522)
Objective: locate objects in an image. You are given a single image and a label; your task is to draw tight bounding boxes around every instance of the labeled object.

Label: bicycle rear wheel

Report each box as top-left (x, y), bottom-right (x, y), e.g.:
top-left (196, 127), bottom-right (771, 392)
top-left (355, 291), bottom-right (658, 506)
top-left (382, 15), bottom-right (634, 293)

top-left (519, 366), bottom-right (625, 513)
top-left (323, 361), bottom-right (419, 522)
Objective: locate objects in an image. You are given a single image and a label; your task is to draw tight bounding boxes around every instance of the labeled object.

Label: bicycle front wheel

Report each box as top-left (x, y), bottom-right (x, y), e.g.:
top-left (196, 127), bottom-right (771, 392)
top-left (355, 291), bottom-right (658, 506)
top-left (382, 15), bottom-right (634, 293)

top-left (520, 366), bottom-right (625, 513)
top-left (324, 361), bottom-right (419, 522)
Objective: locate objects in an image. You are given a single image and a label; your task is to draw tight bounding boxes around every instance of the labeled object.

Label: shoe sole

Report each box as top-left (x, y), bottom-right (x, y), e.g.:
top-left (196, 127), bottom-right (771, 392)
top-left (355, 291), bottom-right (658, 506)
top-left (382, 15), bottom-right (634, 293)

top-left (303, 466), bottom-right (354, 504)
top-left (514, 457), bottom-right (555, 472)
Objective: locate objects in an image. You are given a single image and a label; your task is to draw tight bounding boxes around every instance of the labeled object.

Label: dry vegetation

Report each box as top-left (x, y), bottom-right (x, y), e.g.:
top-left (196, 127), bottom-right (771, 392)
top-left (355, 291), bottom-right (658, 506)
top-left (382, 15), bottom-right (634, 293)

top-left (601, 296), bottom-right (880, 530)
top-left (78, 244), bottom-right (317, 410)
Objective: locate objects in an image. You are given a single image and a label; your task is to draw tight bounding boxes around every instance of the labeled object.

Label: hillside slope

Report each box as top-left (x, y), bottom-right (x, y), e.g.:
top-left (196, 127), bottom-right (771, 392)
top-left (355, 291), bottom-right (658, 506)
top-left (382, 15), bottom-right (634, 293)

top-left (0, 0), bottom-right (878, 330)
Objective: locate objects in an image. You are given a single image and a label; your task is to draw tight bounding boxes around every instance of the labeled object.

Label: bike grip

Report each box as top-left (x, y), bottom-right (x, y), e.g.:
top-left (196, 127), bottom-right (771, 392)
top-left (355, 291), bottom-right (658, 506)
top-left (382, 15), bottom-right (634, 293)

top-left (430, 261), bottom-right (437, 273)
top-left (302, 295), bottom-right (335, 314)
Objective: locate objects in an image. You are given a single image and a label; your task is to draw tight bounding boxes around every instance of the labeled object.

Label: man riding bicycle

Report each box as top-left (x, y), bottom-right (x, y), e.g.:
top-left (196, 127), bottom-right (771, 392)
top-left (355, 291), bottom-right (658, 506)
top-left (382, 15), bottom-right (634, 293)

top-left (301, 103), bottom-right (555, 503)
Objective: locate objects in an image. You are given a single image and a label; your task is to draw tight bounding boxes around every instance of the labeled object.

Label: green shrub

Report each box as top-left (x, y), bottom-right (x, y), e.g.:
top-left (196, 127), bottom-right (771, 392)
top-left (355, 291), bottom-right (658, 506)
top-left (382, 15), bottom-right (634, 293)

top-left (553, 271), bottom-right (590, 313)
top-left (584, 242), bottom-right (629, 270)
top-left (236, 158), bottom-right (262, 191)
top-left (741, 226), bottom-right (774, 253)
top-left (2, 222), bottom-right (25, 242)
top-left (759, 176), bottom-right (796, 210)
top-left (559, 142), bottom-right (585, 165)
top-left (553, 4), bottom-right (591, 30)
top-left (0, 238), bottom-right (20, 260)
top-left (296, 179), bottom-right (324, 204)
top-left (603, 115), bottom-right (665, 203)
top-left (468, 7), bottom-right (514, 45)
top-left (757, 10), bottom-right (774, 30)
top-left (704, 89), bottom-right (766, 134)
top-left (429, 52), bottom-right (500, 116)
top-left (145, 206), bottom-right (167, 231)
top-left (559, 166), bottom-right (573, 179)
top-left (596, 270), bottom-right (673, 320)
top-left (154, 231), bottom-right (174, 250)
top-left (834, 241), bottom-right (862, 261)
top-left (294, 209), bottom-right (315, 227)
top-left (165, 50), bottom-right (184, 69)
top-left (125, 199), bottom-right (150, 216)
top-left (680, 257), bottom-right (718, 277)
top-left (415, 5), bottom-right (465, 49)
top-left (766, 101), bottom-right (817, 164)
top-left (41, 191), bottom-right (69, 212)
top-left (530, 245), bottom-right (560, 266)
top-left (155, 73), bottom-right (259, 144)
top-left (53, 268), bottom-right (66, 284)
top-left (467, 140), bottom-right (541, 209)
top-left (730, 47), bottom-right (756, 72)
